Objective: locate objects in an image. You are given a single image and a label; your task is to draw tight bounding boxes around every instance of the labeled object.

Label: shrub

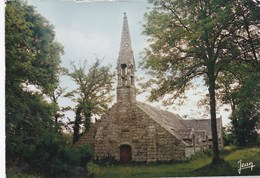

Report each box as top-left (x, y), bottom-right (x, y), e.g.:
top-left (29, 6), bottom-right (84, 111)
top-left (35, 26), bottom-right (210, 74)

top-left (95, 153), bottom-right (117, 165)
top-left (87, 162), bottom-right (100, 178)
top-left (189, 149), bottom-right (213, 161)
top-left (7, 130), bottom-right (93, 177)
top-left (77, 144), bottom-right (93, 168)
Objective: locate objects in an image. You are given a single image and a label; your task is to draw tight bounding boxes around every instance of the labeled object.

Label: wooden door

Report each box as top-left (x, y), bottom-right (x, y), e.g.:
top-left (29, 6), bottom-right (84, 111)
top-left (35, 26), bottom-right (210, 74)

top-left (120, 145), bottom-right (132, 163)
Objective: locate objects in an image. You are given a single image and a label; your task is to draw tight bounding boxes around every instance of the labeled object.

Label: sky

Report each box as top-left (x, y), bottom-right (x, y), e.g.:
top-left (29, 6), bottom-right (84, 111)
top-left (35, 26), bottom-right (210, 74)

top-left (23, 0), bottom-right (231, 126)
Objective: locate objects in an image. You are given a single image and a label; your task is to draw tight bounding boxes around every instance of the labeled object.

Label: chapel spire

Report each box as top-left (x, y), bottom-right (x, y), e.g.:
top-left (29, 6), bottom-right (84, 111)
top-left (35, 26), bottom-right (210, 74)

top-left (116, 12), bottom-right (136, 103)
top-left (119, 12), bottom-right (133, 55)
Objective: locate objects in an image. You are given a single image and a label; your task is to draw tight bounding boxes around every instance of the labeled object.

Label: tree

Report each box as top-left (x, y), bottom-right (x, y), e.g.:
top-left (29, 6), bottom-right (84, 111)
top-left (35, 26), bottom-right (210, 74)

top-left (222, 124), bottom-right (234, 146)
top-left (231, 102), bottom-right (259, 146)
top-left (5, 0), bottom-right (63, 161)
top-left (219, 64), bottom-right (260, 146)
top-left (141, 0), bottom-right (259, 165)
top-left (48, 85), bottom-right (70, 132)
top-left (215, 0), bottom-right (260, 146)
top-left (5, 2), bottom-right (94, 176)
top-left (65, 59), bottom-right (114, 143)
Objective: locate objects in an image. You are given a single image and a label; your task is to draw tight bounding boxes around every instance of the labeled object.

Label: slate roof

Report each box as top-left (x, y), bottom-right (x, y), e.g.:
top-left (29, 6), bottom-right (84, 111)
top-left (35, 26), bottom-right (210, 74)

top-left (135, 101), bottom-right (222, 141)
top-left (135, 102), bottom-right (189, 146)
top-left (136, 102), bottom-right (185, 128)
top-left (181, 118), bottom-right (222, 139)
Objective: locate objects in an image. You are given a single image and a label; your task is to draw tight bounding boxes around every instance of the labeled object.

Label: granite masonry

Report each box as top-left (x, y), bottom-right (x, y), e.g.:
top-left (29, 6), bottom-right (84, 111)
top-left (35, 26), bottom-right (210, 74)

top-left (75, 13), bottom-right (223, 163)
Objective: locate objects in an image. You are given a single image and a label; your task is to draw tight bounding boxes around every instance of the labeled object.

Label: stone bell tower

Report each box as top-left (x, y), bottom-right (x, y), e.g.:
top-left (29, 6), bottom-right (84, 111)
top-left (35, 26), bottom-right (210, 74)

top-left (117, 13), bottom-right (136, 103)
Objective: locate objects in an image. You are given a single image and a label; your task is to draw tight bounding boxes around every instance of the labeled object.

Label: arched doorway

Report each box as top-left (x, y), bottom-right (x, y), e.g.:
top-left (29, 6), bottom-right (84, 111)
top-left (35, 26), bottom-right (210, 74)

top-left (120, 144), bottom-right (132, 163)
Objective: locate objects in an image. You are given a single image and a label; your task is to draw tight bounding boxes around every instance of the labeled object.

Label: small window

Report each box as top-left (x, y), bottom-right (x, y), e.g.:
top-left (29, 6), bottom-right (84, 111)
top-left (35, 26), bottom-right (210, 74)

top-left (121, 64), bottom-right (127, 77)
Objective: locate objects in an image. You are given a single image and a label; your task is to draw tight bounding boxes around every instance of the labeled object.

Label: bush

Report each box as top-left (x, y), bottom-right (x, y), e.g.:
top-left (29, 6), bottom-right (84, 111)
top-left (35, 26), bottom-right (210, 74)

top-left (7, 130), bottom-right (93, 177)
top-left (87, 163), bottom-right (100, 178)
top-left (257, 135), bottom-right (260, 146)
top-left (77, 144), bottom-right (93, 168)
top-left (95, 153), bottom-right (117, 165)
top-left (221, 145), bottom-right (238, 156)
top-left (189, 149), bottom-right (213, 161)
top-left (223, 130), bottom-right (235, 146)
top-left (30, 131), bottom-right (75, 165)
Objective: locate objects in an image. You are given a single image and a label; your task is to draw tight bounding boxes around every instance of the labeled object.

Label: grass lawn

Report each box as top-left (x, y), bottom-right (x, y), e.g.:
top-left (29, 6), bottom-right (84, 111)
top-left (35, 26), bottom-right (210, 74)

top-left (93, 147), bottom-right (260, 178)
top-left (7, 146), bottom-right (260, 177)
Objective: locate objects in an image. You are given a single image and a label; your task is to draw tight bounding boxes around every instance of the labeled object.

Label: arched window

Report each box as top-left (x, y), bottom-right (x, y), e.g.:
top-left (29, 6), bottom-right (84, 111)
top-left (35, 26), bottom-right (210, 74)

top-left (121, 64), bottom-right (127, 77)
top-left (121, 64), bottom-right (127, 86)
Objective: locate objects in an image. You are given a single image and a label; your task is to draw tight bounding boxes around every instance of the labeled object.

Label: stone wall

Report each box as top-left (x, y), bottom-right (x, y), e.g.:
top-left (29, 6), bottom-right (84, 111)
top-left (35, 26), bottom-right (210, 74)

top-left (93, 102), bottom-right (149, 162)
top-left (83, 102), bottom-right (186, 163)
top-left (117, 86), bottom-right (136, 103)
top-left (155, 125), bottom-right (186, 161)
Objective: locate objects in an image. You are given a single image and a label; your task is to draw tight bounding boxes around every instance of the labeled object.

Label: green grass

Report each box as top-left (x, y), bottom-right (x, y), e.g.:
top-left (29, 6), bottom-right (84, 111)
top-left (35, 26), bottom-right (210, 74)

top-left (7, 147), bottom-right (260, 177)
top-left (94, 147), bottom-right (260, 178)
top-left (6, 170), bottom-right (41, 178)
top-left (93, 159), bottom-right (210, 178)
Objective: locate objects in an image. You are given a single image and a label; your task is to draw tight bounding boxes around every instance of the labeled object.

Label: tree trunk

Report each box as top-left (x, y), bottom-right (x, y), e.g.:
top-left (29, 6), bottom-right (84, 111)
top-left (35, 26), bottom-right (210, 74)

top-left (208, 66), bottom-right (221, 165)
top-left (84, 109), bottom-right (91, 131)
top-left (73, 106), bottom-right (82, 144)
top-left (83, 100), bottom-right (93, 131)
top-left (54, 114), bottom-right (59, 132)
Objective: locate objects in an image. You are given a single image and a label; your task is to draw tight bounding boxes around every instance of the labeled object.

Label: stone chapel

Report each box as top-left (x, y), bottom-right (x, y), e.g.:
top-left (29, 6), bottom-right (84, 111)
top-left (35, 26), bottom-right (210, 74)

top-left (75, 13), bottom-right (223, 163)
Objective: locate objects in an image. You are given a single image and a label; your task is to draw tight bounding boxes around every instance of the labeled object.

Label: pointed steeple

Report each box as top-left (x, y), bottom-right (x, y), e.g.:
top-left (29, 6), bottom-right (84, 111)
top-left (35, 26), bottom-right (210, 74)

top-left (119, 12), bottom-right (133, 57)
top-left (118, 12), bottom-right (135, 67)
top-left (116, 13), bottom-right (136, 103)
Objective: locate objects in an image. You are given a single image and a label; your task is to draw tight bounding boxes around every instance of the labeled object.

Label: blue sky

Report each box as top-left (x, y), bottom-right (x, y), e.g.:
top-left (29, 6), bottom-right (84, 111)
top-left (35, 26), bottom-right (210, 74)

top-left (26, 0), bottom-right (231, 126)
